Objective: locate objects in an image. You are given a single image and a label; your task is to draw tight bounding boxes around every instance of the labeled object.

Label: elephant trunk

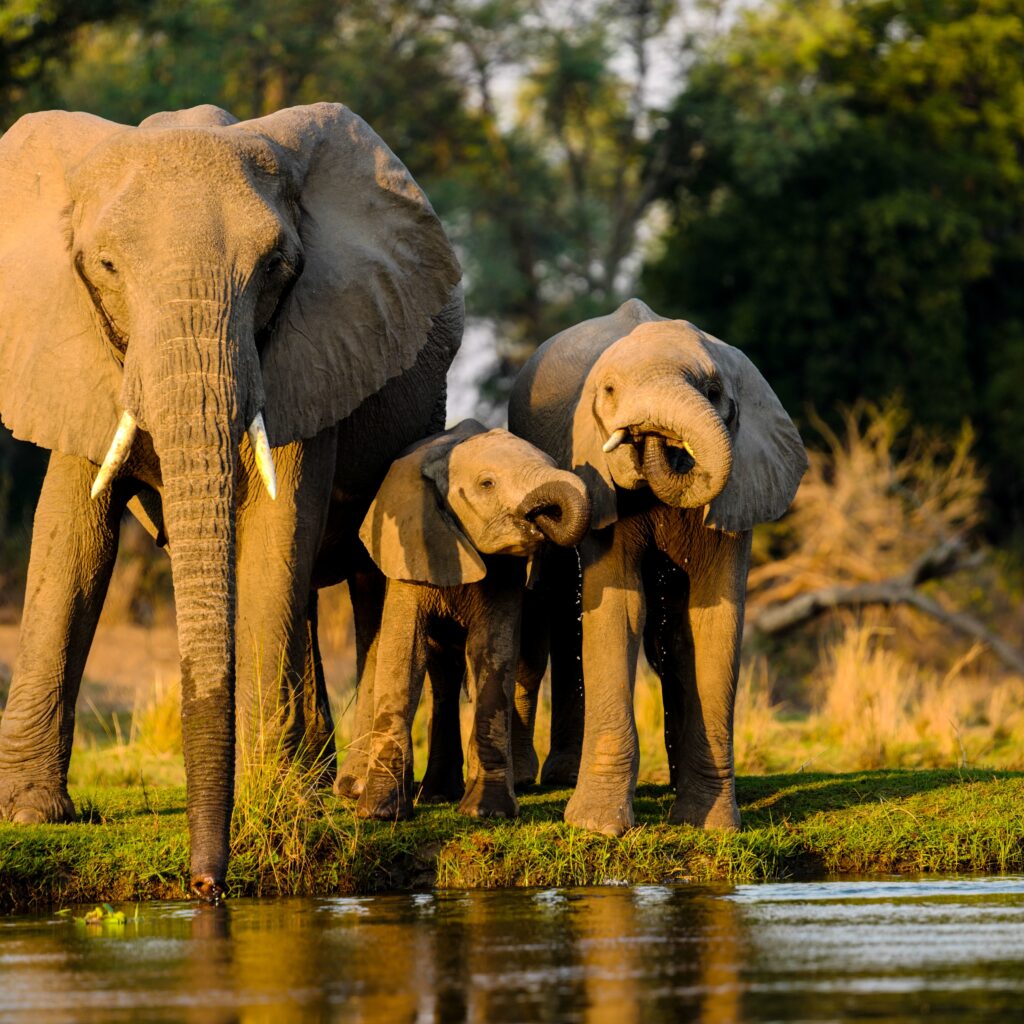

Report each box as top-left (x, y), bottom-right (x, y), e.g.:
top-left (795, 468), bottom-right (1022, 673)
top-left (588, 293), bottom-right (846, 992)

top-left (520, 474), bottom-right (591, 547)
top-left (138, 278), bottom-right (260, 900)
top-left (629, 384), bottom-right (733, 509)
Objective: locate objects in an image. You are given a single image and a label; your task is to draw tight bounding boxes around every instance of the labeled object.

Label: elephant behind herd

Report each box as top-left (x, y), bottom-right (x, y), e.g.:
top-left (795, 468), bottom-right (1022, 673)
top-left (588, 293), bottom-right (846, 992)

top-left (0, 101), bottom-right (806, 897)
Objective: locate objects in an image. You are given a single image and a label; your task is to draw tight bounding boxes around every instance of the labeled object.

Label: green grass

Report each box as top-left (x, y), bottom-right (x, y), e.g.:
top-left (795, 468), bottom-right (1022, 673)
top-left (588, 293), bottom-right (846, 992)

top-left (3, 769), bottom-right (1024, 912)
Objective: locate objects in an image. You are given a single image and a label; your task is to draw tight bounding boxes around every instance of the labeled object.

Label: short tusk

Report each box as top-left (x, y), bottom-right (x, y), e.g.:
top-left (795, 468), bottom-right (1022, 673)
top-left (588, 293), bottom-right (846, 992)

top-left (602, 427), bottom-right (630, 454)
top-left (248, 411), bottom-right (277, 500)
top-left (91, 411), bottom-right (138, 500)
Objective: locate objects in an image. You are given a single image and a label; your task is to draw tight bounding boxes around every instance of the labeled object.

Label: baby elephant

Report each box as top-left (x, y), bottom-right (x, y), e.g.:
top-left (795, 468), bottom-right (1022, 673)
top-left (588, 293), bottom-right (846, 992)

top-left (355, 419), bottom-right (590, 820)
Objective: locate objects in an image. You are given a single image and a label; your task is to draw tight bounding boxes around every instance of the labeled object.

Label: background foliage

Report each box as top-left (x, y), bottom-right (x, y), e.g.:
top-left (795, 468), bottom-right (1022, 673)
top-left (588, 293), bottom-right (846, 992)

top-left (0, 0), bottom-right (1020, 584)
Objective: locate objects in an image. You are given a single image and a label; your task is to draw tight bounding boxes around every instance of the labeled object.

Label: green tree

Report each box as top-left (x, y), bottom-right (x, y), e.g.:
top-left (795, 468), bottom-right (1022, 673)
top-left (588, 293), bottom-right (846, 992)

top-left (642, 0), bottom-right (1024, 528)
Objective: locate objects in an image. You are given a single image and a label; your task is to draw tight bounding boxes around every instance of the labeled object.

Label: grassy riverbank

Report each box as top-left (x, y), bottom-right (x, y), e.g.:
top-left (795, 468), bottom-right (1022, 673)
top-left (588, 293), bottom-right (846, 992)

top-left (2, 769), bottom-right (1023, 912)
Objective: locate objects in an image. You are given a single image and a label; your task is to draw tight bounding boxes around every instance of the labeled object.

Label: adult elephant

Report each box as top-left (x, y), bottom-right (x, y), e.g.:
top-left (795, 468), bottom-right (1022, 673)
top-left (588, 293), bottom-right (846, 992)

top-left (0, 103), bottom-right (462, 899)
top-left (509, 299), bottom-right (806, 836)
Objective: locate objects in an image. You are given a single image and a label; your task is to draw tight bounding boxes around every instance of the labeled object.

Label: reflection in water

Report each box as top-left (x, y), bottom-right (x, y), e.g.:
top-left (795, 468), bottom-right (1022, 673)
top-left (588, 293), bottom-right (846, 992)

top-left (1, 878), bottom-right (1024, 1022)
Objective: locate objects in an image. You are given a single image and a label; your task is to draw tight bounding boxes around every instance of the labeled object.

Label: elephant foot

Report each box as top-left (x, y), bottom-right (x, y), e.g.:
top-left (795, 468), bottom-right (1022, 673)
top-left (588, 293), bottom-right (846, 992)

top-left (539, 747), bottom-right (581, 788)
top-left (668, 785), bottom-right (740, 831)
top-left (0, 775), bottom-right (75, 824)
top-left (356, 769), bottom-right (414, 821)
top-left (333, 747), bottom-right (368, 800)
top-left (564, 785), bottom-right (634, 837)
top-left (418, 762), bottom-right (464, 804)
top-left (458, 776), bottom-right (519, 819)
top-left (512, 744), bottom-right (539, 791)
top-left (333, 772), bottom-right (365, 800)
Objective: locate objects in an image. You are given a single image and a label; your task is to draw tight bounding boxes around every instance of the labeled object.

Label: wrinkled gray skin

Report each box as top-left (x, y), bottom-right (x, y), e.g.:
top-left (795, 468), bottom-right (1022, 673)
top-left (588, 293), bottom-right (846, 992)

top-left (508, 299), bottom-right (807, 836)
top-left (353, 421), bottom-right (591, 820)
top-left (0, 103), bottom-right (462, 899)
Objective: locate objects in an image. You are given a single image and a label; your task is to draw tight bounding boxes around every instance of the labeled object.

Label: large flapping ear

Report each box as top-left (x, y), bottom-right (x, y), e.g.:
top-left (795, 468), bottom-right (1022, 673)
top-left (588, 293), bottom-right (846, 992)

top-left (701, 336), bottom-right (808, 532)
top-left (359, 422), bottom-right (486, 587)
top-left (0, 111), bottom-right (128, 463)
top-left (240, 103), bottom-right (462, 446)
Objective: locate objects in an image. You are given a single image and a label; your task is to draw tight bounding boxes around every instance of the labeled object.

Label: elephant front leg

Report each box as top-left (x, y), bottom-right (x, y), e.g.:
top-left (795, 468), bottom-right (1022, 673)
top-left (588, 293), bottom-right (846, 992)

top-left (511, 583), bottom-right (547, 789)
top-left (357, 582), bottom-right (427, 820)
top-left (333, 556), bottom-right (385, 800)
top-left (0, 453), bottom-right (128, 823)
top-left (419, 631), bottom-right (467, 803)
top-left (459, 589), bottom-right (520, 820)
top-left (235, 431), bottom-right (335, 776)
top-left (668, 532), bottom-right (750, 831)
top-left (564, 528), bottom-right (645, 837)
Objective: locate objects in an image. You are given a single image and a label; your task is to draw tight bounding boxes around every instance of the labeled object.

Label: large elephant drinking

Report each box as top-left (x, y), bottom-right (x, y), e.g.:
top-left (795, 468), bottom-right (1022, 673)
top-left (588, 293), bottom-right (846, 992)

top-left (509, 299), bottom-right (806, 836)
top-left (0, 103), bottom-right (462, 898)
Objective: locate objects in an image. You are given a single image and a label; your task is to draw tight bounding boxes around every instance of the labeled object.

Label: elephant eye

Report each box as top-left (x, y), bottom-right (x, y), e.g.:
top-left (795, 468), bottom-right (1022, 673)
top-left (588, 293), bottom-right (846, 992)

top-left (603, 384), bottom-right (615, 396)
top-left (706, 381), bottom-right (722, 403)
top-left (478, 477), bottom-right (495, 490)
top-left (99, 257), bottom-right (117, 275)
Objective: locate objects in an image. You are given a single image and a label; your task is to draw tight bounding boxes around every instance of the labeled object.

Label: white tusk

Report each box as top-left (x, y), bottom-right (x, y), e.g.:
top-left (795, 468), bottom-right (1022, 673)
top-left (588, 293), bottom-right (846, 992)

top-left (247, 411), bottom-right (277, 500)
top-left (602, 427), bottom-right (630, 454)
top-left (91, 411), bottom-right (138, 500)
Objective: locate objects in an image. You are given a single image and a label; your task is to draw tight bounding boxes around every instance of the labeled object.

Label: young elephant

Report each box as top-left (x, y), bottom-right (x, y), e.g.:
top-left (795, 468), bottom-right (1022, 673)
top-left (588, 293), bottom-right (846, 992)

top-left (355, 420), bottom-right (591, 820)
top-left (509, 299), bottom-right (807, 836)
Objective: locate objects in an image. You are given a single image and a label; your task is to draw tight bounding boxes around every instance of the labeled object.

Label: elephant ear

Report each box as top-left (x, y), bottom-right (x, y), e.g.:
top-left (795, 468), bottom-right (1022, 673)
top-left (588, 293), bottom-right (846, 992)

top-left (0, 111), bottom-right (127, 463)
top-left (360, 421), bottom-right (486, 587)
top-left (701, 336), bottom-right (808, 532)
top-left (240, 103), bottom-right (462, 446)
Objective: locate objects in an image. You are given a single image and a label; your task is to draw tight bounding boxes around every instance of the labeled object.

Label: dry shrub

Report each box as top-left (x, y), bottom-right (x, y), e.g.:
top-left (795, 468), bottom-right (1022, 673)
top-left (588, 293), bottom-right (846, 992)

top-left (749, 400), bottom-right (982, 608)
top-left (808, 621), bottom-right (1024, 771)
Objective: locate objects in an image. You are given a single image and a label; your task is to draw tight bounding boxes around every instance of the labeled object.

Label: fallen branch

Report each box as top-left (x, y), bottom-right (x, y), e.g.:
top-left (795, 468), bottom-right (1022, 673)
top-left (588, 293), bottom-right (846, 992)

top-left (745, 540), bottom-right (1024, 676)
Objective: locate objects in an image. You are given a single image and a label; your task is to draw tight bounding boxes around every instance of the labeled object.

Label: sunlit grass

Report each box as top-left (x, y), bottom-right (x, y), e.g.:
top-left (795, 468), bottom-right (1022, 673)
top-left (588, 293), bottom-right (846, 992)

top-left (4, 770), bottom-right (1024, 912)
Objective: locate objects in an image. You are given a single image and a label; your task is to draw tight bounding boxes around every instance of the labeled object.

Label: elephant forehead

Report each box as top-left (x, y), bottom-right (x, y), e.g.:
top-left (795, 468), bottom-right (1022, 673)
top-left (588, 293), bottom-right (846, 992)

top-left (601, 320), bottom-right (718, 376)
top-left (68, 127), bottom-right (285, 200)
top-left (454, 429), bottom-right (557, 473)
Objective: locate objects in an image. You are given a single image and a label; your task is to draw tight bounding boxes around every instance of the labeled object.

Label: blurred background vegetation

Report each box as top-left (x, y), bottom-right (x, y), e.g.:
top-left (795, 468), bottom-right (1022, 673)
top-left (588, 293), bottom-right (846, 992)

top-left (1, 0), bottom-right (1021, 778)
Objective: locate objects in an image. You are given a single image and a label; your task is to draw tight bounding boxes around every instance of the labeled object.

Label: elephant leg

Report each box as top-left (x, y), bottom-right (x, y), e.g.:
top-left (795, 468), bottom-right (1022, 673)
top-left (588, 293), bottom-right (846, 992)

top-left (419, 625), bottom-right (467, 804)
top-left (302, 592), bottom-right (337, 783)
top-left (357, 582), bottom-right (426, 820)
top-left (641, 550), bottom-right (689, 785)
top-left (459, 586), bottom-right (519, 819)
top-left (564, 526), bottom-right (645, 837)
top-left (334, 555), bottom-right (386, 799)
top-left (511, 583), bottom-right (547, 789)
top-left (0, 452), bottom-right (129, 823)
top-left (540, 546), bottom-right (585, 786)
top-left (235, 431), bottom-right (335, 774)
top-left (667, 531), bottom-right (751, 831)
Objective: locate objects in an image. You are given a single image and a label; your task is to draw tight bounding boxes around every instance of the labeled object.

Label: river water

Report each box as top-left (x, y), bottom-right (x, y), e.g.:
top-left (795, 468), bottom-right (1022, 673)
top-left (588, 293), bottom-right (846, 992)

top-left (2, 878), bottom-right (1023, 1022)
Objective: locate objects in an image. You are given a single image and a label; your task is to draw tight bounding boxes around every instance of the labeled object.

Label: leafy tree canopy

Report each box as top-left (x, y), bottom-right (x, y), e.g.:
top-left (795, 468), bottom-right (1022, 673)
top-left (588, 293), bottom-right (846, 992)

top-left (642, 0), bottom-right (1024, 527)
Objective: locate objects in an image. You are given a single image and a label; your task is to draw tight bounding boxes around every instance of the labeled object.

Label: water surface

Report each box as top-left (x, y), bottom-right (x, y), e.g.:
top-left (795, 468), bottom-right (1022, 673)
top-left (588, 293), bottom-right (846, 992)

top-left (2, 877), bottom-right (1023, 1022)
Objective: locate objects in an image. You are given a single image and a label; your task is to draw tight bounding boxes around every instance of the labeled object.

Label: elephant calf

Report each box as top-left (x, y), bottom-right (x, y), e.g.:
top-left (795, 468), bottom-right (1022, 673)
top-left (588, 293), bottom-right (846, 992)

top-left (354, 419), bottom-right (590, 820)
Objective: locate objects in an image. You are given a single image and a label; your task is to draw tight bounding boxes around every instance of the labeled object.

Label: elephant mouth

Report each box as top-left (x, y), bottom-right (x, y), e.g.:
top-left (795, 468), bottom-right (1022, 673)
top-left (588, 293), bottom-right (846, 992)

top-left (605, 426), bottom-right (696, 474)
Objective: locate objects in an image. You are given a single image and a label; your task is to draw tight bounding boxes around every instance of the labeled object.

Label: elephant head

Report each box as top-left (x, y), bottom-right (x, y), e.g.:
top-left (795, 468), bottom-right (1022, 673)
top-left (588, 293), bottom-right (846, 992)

top-left (0, 103), bottom-right (460, 897)
top-left (359, 420), bottom-right (591, 585)
top-left (569, 307), bottom-right (807, 531)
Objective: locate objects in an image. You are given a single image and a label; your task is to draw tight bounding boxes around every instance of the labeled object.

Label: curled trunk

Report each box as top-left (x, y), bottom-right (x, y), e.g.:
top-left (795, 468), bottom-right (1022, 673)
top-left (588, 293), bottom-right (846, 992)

top-left (520, 477), bottom-right (591, 547)
top-left (635, 387), bottom-right (733, 509)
